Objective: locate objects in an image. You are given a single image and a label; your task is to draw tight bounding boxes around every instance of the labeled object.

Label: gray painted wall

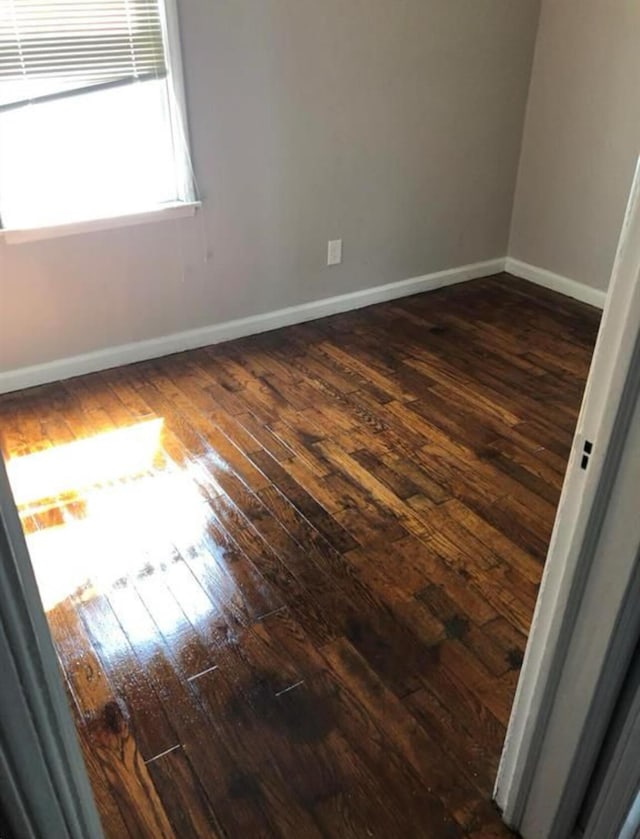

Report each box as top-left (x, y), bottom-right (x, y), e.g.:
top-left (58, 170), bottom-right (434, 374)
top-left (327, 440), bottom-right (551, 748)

top-left (509, 0), bottom-right (640, 293)
top-left (0, 0), bottom-right (541, 373)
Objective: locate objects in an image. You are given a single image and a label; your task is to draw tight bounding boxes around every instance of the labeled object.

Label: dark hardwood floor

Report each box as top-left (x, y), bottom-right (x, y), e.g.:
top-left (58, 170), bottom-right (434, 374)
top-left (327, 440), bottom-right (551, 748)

top-left (0, 274), bottom-right (600, 838)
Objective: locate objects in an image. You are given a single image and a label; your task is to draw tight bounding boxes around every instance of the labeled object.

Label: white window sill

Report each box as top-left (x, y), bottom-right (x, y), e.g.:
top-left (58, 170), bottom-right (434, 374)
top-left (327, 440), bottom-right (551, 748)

top-left (0, 201), bottom-right (201, 245)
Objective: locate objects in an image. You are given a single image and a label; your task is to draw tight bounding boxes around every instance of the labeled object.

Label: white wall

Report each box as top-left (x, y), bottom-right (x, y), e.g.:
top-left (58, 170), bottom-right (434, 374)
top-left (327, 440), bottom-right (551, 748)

top-left (509, 0), bottom-right (640, 293)
top-left (0, 0), bottom-right (541, 376)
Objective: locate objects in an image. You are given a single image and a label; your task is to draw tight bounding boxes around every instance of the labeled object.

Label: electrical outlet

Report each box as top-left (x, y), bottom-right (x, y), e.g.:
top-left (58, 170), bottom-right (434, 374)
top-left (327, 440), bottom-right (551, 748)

top-left (327, 239), bottom-right (342, 266)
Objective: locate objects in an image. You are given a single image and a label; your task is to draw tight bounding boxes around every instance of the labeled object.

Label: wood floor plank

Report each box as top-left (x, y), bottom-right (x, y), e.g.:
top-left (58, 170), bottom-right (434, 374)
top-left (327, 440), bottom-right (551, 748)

top-left (47, 603), bottom-right (177, 838)
top-left (321, 637), bottom-right (482, 833)
top-left (0, 274), bottom-right (599, 838)
top-left (106, 576), bottom-right (284, 837)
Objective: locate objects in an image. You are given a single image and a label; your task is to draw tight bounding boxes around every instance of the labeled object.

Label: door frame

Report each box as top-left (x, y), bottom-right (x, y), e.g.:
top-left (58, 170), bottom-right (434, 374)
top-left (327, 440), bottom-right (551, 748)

top-left (0, 456), bottom-right (104, 839)
top-left (583, 638), bottom-right (640, 839)
top-left (495, 156), bottom-right (640, 838)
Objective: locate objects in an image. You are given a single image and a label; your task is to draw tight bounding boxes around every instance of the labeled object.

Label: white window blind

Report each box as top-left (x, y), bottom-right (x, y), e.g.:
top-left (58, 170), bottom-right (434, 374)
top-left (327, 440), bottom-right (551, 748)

top-left (0, 0), bottom-right (167, 112)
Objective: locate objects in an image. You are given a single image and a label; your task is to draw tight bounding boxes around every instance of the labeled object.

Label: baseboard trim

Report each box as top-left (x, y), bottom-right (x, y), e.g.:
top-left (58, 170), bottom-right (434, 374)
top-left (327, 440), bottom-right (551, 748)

top-left (0, 258), bottom-right (506, 394)
top-left (505, 258), bottom-right (607, 310)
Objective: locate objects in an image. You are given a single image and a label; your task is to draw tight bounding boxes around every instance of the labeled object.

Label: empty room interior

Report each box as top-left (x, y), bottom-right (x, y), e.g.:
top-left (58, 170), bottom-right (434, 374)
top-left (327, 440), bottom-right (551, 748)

top-left (0, 1), bottom-right (638, 837)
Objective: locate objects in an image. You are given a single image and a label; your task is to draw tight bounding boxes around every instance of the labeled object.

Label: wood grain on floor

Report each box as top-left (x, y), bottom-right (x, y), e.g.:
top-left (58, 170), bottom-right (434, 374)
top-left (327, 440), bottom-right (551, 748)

top-left (0, 274), bottom-right (600, 838)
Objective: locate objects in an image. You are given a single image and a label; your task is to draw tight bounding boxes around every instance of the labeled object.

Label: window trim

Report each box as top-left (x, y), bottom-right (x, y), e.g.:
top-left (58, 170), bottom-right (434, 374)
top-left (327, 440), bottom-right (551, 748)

top-left (0, 0), bottom-right (198, 241)
top-left (160, 0), bottom-right (196, 206)
top-left (0, 200), bottom-right (200, 245)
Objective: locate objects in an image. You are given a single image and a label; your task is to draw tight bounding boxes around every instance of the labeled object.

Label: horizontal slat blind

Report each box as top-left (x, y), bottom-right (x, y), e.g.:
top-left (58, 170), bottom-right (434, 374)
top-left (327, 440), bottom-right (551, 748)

top-left (0, 0), bottom-right (167, 110)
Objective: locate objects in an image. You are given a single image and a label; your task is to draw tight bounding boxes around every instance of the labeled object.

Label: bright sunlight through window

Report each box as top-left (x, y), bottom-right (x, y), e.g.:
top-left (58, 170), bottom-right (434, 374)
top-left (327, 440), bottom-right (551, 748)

top-left (0, 0), bottom-right (195, 230)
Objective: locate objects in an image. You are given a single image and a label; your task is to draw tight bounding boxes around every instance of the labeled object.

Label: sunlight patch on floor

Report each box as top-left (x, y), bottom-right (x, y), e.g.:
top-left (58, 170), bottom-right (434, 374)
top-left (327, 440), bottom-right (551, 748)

top-left (6, 418), bottom-right (217, 613)
top-left (26, 470), bottom-right (211, 611)
top-left (7, 418), bottom-right (165, 506)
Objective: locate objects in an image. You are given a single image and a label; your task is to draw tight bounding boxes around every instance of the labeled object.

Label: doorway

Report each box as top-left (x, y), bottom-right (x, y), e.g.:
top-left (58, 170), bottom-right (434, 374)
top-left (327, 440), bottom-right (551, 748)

top-left (0, 273), bottom-right (601, 837)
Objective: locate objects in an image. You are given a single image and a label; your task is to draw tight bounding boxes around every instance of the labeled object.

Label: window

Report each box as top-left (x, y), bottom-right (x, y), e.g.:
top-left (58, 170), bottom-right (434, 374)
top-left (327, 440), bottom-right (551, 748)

top-left (0, 0), bottom-right (196, 232)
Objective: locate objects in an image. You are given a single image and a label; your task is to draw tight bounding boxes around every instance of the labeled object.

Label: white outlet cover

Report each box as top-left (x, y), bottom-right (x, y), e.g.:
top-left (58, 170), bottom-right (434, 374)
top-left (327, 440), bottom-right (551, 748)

top-left (327, 239), bottom-right (342, 266)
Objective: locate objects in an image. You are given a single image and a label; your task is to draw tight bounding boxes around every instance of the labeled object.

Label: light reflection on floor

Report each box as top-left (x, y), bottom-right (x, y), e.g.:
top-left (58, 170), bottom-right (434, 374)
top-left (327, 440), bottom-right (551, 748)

top-left (7, 418), bottom-right (212, 618)
top-left (7, 419), bottom-right (165, 506)
top-left (25, 474), bottom-right (210, 611)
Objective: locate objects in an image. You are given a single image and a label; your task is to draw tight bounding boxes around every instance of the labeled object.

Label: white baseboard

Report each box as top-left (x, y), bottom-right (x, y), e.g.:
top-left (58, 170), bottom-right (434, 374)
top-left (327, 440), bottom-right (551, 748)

top-left (505, 257), bottom-right (607, 310)
top-left (0, 258), bottom-right (505, 395)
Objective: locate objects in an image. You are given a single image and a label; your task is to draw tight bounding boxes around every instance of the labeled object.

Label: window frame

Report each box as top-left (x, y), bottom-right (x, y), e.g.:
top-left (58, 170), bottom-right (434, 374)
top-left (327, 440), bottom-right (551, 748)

top-left (0, 0), bottom-right (199, 245)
